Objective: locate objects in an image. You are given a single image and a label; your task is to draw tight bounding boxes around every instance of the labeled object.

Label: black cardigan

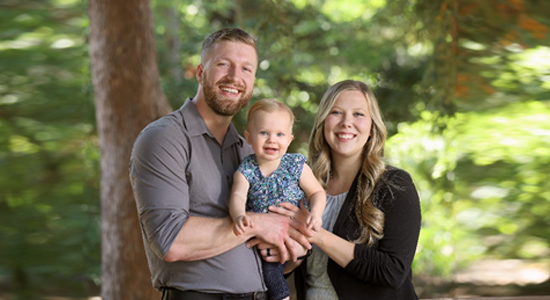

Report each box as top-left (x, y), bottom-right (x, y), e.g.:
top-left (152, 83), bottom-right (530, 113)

top-left (294, 167), bottom-right (421, 299)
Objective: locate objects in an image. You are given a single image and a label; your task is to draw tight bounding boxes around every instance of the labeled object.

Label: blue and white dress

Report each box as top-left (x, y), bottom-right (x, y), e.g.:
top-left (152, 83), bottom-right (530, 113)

top-left (238, 153), bottom-right (307, 213)
top-left (237, 152), bottom-right (308, 300)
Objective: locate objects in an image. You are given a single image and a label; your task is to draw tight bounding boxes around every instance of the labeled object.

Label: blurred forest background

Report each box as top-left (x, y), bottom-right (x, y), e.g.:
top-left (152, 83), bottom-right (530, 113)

top-left (1, 0), bottom-right (550, 299)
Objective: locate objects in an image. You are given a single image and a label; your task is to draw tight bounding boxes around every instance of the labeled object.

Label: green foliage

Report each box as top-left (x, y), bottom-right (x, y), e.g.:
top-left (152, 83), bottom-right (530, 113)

top-left (386, 111), bottom-right (459, 277)
top-left (0, 0), bottom-right (100, 298)
top-left (454, 100), bottom-right (550, 264)
top-left (387, 99), bottom-right (550, 276)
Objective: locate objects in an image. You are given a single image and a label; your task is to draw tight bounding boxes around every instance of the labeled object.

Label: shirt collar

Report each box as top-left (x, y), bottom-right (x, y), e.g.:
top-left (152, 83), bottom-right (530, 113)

top-left (180, 97), bottom-right (244, 149)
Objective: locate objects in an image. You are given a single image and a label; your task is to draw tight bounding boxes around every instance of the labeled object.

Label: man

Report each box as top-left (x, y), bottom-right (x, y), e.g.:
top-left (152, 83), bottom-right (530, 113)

top-left (130, 28), bottom-right (309, 300)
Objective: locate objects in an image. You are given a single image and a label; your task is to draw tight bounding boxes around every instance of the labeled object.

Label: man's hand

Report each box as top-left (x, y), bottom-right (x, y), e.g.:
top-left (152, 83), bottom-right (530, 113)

top-left (253, 239), bottom-right (310, 264)
top-left (246, 211), bottom-right (312, 264)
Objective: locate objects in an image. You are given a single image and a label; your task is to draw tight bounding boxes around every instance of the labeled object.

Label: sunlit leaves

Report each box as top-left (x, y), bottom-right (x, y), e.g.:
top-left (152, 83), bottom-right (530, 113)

top-left (321, 0), bottom-right (386, 22)
top-left (450, 100), bottom-right (550, 263)
top-left (387, 99), bottom-right (550, 277)
top-left (492, 46), bottom-right (550, 94)
top-left (459, 101), bottom-right (550, 165)
top-left (386, 111), bottom-right (459, 276)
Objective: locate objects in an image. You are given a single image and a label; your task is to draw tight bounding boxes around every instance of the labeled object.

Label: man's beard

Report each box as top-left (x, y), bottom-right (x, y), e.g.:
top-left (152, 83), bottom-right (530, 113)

top-left (202, 73), bottom-right (252, 116)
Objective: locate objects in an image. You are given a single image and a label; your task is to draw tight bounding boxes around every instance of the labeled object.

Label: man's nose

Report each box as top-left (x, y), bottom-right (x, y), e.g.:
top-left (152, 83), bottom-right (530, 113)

top-left (226, 66), bottom-right (242, 81)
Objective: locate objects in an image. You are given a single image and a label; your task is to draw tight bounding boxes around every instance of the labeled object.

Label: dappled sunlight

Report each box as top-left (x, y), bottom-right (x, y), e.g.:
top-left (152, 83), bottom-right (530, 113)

top-left (455, 260), bottom-right (550, 286)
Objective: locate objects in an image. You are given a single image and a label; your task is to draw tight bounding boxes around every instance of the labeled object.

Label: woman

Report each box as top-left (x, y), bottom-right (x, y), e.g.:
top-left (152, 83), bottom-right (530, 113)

top-left (269, 80), bottom-right (422, 299)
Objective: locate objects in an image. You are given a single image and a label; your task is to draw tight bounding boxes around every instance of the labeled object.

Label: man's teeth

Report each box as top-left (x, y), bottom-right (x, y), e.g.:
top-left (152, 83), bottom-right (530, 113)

top-left (221, 87), bottom-right (239, 94)
top-left (337, 134), bottom-right (354, 139)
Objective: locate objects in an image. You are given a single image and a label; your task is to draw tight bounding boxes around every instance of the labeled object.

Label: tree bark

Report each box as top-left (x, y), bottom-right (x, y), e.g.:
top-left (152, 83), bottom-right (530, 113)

top-left (88, 0), bottom-right (171, 299)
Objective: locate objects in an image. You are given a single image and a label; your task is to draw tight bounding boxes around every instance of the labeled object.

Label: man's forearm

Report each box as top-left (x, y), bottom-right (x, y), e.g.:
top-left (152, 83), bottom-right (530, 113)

top-left (164, 211), bottom-right (312, 263)
top-left (164, 216), bottom-right (251, 262)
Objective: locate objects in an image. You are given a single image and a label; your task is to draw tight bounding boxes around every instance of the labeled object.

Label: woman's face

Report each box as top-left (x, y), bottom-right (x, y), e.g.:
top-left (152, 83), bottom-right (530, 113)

top-left (323, 90), bottom-right (372, 162)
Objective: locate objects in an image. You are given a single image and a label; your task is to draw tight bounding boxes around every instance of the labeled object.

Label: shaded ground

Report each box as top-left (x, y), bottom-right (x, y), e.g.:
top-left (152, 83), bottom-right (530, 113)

top-left (1, 260), bottom-right (548, 299)
top-left (416, 259), bottom-right (550, 299)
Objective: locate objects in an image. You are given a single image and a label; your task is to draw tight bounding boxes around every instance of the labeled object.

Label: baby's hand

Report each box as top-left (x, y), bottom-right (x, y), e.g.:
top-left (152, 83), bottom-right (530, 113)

top-left (306, 214), bottom-right (323, 232)
top-left (233, 215), bottom-right (254, 236)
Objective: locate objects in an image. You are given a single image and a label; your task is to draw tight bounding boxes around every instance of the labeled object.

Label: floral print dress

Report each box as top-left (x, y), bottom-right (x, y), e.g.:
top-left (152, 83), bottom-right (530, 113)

top-left (238, 153), bottom-right (307, 213)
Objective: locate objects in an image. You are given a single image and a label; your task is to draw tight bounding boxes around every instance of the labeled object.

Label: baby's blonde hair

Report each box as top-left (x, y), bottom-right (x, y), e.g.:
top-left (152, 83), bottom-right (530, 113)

top-left (247, 98), bottom-right (295, 130)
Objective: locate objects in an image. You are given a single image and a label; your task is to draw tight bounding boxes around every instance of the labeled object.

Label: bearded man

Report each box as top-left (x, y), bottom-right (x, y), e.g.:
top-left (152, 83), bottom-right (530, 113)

top-left (130, 28), bottom-right (310, 300)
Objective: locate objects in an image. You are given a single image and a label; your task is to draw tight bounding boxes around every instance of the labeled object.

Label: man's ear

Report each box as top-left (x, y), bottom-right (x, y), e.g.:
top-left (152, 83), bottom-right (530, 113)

top-left (196, 64), bottom-right (204, 84)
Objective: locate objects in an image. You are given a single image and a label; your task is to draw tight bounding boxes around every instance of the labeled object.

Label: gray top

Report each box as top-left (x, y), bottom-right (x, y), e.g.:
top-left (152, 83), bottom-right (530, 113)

top-left (306, 192), bottom-right (347, 300)
top-left (130, 98), bottom-right (264, 293)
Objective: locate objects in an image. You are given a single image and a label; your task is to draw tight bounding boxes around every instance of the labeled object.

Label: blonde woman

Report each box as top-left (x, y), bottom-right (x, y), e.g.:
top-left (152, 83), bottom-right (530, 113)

top-left (266, 80), bottom-right (422, 299)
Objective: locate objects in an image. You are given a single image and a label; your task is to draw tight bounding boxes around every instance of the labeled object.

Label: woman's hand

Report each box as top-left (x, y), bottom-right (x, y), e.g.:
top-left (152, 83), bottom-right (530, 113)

top-left (269, 201), bottom-right (314, 236)
top-left (245, 211), bottom-right (311, 263)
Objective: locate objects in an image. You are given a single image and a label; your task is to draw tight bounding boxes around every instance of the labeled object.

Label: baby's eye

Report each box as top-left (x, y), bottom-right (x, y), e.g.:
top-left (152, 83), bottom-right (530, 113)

top-left (277, 133), bottom-right (285, 137)
top-left (260, 131), bottom-right (268, 135)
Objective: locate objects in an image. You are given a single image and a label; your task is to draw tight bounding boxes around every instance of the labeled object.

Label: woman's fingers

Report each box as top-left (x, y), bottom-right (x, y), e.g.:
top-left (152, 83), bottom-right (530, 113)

top-left (268, 203), bottom-right (315, 238)
top-left (269, 203), bottom-right (304, 222)
top-left (268, 204), bottom-right (293, 217)
top-left (279, 202), bottom-right (300, 212)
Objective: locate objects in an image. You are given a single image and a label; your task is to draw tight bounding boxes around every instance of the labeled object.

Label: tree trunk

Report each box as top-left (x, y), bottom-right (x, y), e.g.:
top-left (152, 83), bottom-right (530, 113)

top-left (88, 0), bottom-right (171, 299)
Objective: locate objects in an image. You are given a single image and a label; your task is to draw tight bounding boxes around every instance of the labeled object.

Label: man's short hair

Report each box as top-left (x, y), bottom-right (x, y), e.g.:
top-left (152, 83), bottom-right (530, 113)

top-left (201, 28), bottom-right (258, 63)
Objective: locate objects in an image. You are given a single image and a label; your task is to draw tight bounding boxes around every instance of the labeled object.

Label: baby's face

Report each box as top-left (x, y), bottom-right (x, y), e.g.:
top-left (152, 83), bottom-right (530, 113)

top-left (245, 110), bottom-right (294, 164)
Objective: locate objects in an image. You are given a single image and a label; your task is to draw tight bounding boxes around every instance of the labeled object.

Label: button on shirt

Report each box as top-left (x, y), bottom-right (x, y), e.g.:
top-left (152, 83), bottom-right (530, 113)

top-left (130, 99), bottom-right (263, 293)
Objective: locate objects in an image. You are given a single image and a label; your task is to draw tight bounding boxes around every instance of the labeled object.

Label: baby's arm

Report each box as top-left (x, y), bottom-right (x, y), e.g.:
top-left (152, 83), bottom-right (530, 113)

top-left (299, 164), bottom-right (327, 231)
top-left (229, 171), bottom-right (253, 235)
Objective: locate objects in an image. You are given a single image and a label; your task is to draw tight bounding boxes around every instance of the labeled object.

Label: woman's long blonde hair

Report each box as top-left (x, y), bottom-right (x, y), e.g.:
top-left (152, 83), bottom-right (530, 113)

top-left (308, 80), bottom-right (387, 246)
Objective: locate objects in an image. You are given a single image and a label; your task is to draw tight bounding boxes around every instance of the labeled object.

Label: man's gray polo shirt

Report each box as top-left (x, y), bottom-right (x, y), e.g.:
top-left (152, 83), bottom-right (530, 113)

top-left (130, 98), bottom-right (264, 293)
